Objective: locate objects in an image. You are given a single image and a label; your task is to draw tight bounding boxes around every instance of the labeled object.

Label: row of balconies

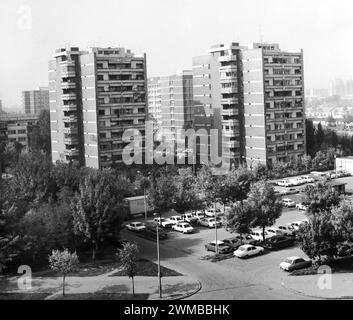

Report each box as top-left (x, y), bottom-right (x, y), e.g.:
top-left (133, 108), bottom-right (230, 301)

top-left (62, 104), bottom-right (77, 112)
top-left (62, 115), bottom-right (78, 123)
top-left (64, 148), bottom-right (79, 157)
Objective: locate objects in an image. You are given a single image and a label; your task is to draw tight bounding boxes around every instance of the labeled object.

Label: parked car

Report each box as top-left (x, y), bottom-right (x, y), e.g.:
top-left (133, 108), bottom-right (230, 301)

top-left (126, 222), bottom-right (146, 232)
top-left (289, 220), bottom-right (309, 231)
top-left (143, 223), bottom-right (168, 240)
top-left (280, 256), bottom-right (312, 271)
top-left (300, 175), bottom-right (315, 184)
top-left (262, 235), bottom-right (295, 250)
top-left (276, 225), bottom-right (296, 236)
top-left (168, 215), bottom-right (183, 225)
top-left (172, 222), bottom-right (194, 234)
top-left (290, 177), bottom-right (305, 186)
top-left (266, 227), bottom-right (284, 237)
top-left (153, 217), bottom-right (174, 228)
top-left (277, 179), bottom-right (293, 187)
top-left (234, 244), bottom-right (265, 259)
top-left (182, 213), bottom-right (198, 224)
top-left (222, 238), bottom-right (243, 250)
top-left (193, 211), bottom-right (206, 220)
top-left (198, 217), bottom-right (222, 228)
top-left (233, 234), bottom-right (258, 245)
top-left (282, 198), bottom-right (296, 208)
top-left (205, 240), bottom-right (232, 254)
top-left (250, 230), bottom-right (273, 241)
top-left (205, 208), bottom-right (222, 217)
top-left (296, 203), bottom-right (307, 211)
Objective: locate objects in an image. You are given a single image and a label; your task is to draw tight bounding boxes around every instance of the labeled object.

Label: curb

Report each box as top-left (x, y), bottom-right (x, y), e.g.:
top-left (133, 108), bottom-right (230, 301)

top-left (150, 280), bottom-right (202, 301)
top-left (281, 278), bottom-right (353, 300)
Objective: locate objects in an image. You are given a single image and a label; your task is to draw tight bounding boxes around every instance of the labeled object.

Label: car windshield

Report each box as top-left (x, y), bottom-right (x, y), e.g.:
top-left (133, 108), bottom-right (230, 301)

top-left (135, 223), bottom-right (143, 227)
top-left (284, 258), bottom-right (294, 264)
top-left (238, 247), bottom-right (246, 251)
top-left (182, 224), bottom-right (190, 227)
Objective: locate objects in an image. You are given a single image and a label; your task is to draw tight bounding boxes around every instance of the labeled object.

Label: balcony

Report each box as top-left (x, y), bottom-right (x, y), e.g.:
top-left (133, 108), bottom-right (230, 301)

top-left (63, 137), bottom-right (79, 145)
top-left (223, 119), bottom-right (239, 126)
top-left (60, 60), bottom-right (75, 67)
top-left (63, 115), bottom-right (78, 123)
top-left (220, 75), bottom-right (238, 82)
top-left (219, 55), bottom-right (237, 62)
top-left (222, 130), bottom-right (240, 138)
top-left (64, 148), bottom-right (79, 157)
top-left (62, 93), bottom-right (77, 100)
top-left (63, 127), bottom-right (78, 134)
top-left (222, 108), bottom-right (238, 116)
top-left (223, 140), bottom-right (240, 148)
top-left (61, 82), bottom-right (76, 89)
top-left (62, 104), bottom-right (77, 112)
top-left (221, 87), bottom-right (238, 94)
top-left (219, 65), bottom-right (237, 72)
top-left (221, 98), bottom-right (238, 105)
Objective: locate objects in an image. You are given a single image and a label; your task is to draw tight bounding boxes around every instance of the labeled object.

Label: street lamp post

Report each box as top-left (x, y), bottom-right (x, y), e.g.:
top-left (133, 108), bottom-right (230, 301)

top-left (154, 213), bottom-right (162, 298)
top-left (214, 201), bottom-right (218, 254)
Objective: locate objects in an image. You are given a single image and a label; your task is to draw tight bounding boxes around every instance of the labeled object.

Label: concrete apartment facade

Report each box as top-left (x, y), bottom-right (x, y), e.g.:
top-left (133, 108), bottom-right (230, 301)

top-left (22, 87), bottom-right (50, 114)
top-left (148, 71), bottom-right (193, 152)
top-left (49, 47), bottom-right (147, 169)
top-left (0, 113), bottom-right (39, 148)
top-left (243, 43), bottom-right (306, 167)
top-left (192, 42), bottom-right (306, 168)
top-left (147, 77), bottom-right (162, 138)
top-left (192, 43), bottom-right (244, 168)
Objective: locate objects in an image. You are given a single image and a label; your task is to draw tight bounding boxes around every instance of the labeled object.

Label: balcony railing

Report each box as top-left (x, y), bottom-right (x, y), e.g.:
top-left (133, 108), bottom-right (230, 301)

top-left (221, 87), bottom-right (238, 94)
top-left (62, 93), bottom-right (77, 100)
top-left (64, 148), bottom-right (79, 157)
top-left (61, 82), bottom-right (76, 89)
top-left (219, 55), bottom-right (237, 62)
top-left (62, 104), bottom-right (77, 112)
top-left (222, 108), bottom-right (239, 116)
top-left (63, 115), bottom-right (78, 123)
top-left (221, 98), bottom-right (238, 105)
top-left (63, 127), bottom-right (78, 134)
top-left (63, 137), bottom-right (79, 145)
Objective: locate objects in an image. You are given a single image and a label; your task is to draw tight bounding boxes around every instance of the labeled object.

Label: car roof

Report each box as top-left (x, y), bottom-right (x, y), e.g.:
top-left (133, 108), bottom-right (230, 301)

top-left (287, 256), bottom-right (301, 260)
top-left (239, 244), bottom-right (254, 248)
top-left (210, 240), bottom-right (224, 245)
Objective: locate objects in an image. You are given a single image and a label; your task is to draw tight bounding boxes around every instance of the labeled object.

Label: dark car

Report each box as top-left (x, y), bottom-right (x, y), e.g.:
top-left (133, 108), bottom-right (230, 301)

top-left (142, 222), bottom-right (168, 240)
top-left (262, 235), bottom-right (295, 250)
top-left (205, 241), bottom-right (233, 254)
top-left (222, 238), bottom-right (242, 250)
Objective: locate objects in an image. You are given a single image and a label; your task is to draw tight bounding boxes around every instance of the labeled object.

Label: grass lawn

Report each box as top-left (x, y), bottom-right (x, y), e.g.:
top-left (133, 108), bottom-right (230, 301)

top-left (110, 259), bottom-right (182, 277)
top-left (0, 292), bottom-right (51, 300)
top-left (52, 293), bottom-right (149, 300)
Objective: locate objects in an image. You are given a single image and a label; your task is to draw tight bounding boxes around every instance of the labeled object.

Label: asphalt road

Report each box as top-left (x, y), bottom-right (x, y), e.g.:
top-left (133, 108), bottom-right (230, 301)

top-left (122, 207), bottom-right (315, 300)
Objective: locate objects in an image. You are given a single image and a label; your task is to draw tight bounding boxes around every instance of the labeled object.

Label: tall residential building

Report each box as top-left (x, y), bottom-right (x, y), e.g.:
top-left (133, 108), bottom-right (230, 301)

top-left (148, 71), bottom-right (193, 149)
top-left (0, 113), bottom-right (39, 148)
top-left (0, 99), bottom-right (3, 113)
top-left (22, 87), bottom-right (50, 114)
top-left (192, 42), bottom-right (306, 168)
top-left (192, 43), bottom-right (244, 168)
top-left (147, 77), bottom-right (162, 138)
top-left (49, 46), bottom-right (147, 169)
top-left (243, 43), bottom-right (306, 167)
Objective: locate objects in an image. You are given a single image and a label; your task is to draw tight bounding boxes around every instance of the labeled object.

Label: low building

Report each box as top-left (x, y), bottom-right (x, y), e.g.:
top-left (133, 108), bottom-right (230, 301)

top-left (335, 157), bottom-right (353, 175)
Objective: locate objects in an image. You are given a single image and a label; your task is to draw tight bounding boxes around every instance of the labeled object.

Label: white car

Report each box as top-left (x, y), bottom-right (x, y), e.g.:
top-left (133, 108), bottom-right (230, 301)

top-left (282, 198), bottom-right (296, 208)
top-left (296, 203), bottom-right (307, 211)
top-left (266, 227), bottom-right (284, 237)
top-left (280, 256), bottom-right (312, 271)
top-left (172, 222), bottom-right (194, 234)
top-left (277, 225), bottom-right (296, 236)
top-left (198, 217), bottom-right (222, 228)
top-left (182, 213), bottom-right (198, 224)
top-left (153, 217), bottom-right (174, 228)
top-left (193, 211), bottom-right (206, 220)
top-left (168, 215), bottom-right (183, 225)
top-left (234, 244), bottom-right (265, 259)
top-left (300, 175), bottom-right (315, 184)
top-left (250, 230), bottom-right (273, 241)
top-left (277, 179), bottom-right (293, 187)
top-left (126, 222), bottom-right (146, 232)
top-left (205, 208), bottom-right (222, 217)
top-left (290, 177), bottom-right (304, 186)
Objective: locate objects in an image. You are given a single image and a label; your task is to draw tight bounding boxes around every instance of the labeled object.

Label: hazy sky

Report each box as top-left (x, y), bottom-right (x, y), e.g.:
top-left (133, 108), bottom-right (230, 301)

top-left (1, 0), bottom-right (353, 109)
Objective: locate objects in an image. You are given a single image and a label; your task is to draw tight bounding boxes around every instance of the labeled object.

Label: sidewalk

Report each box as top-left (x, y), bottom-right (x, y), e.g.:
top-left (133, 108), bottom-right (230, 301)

top-left (0, 271), bottom-right (200, 300)
top-left (282, 273), bottom-right (353, 299)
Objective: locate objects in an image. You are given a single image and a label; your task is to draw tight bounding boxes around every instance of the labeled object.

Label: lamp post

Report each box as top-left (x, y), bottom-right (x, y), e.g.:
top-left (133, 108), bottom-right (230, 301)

top-left (214, 201), bottom-right (219, 254)
top-left (153, 213), bottom-right (162, 298)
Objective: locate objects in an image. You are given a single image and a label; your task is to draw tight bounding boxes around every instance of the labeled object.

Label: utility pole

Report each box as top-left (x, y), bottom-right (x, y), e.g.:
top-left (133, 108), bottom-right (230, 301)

top-left (214, 201), bottom-right (219, 254)
top-left (143, 186), bottom-right (147, 221)
top-left (156, 223), bottom-right (162, 298)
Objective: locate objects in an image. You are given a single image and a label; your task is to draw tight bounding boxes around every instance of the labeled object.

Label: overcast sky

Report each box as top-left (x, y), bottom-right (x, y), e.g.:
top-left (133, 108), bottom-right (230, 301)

top-left (1, 0), bottom-right (353, 109)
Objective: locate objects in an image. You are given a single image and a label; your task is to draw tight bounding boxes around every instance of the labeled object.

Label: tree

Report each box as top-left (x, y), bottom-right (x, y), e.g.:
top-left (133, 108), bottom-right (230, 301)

top-left (147, 171), bottom-right (178, 215)
top-left (247, 181), bottom-right (282, 242)
top-left (117, 242), bottom-right (139, 296)
top-left (224, 201), bottom-right (254, 243)
top-left (315, 122), bottom-right (325, 149)
top-left (303, 181), bottom-right (341, 216)
top-left (20, 202), bottom-right (75, 262)
top-left (305, 119), bottom-right (316, 157)
top-left (28, 110), bottom-right (51, 155)
top-left (71, 169), bottom-right (127, 260)
top-left (48, 249), bottom-right (79, 297)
